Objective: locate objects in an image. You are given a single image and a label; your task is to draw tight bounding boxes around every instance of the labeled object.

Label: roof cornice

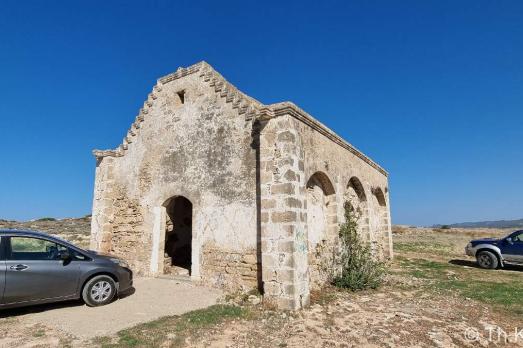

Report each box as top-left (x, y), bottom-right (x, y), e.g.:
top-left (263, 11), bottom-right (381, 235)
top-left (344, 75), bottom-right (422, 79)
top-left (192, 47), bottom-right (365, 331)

top-left (269, 102), bottom-right (388, 176)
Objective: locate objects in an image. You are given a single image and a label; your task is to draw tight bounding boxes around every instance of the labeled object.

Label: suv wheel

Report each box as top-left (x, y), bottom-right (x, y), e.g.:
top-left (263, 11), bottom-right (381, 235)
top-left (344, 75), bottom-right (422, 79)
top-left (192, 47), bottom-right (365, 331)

top-left (476, 251), bottom-right (499, 269)
top-left (82, 275), bottom-right (117, 307)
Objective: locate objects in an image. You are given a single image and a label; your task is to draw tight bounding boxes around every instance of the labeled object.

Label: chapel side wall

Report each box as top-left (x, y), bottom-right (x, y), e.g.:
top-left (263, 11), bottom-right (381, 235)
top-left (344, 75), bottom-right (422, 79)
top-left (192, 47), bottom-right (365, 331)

top-left (291, 112), bottom-right (392, 288)
top-left (93, 69), bottom-right (259, 289)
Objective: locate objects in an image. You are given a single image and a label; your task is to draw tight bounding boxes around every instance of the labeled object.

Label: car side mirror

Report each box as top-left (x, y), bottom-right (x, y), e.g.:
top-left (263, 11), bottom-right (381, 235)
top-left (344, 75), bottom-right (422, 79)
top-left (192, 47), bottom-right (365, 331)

top-left (59, 251), bottom-right (71, 260)
top-left (506, 238), bottom-right (514, 245)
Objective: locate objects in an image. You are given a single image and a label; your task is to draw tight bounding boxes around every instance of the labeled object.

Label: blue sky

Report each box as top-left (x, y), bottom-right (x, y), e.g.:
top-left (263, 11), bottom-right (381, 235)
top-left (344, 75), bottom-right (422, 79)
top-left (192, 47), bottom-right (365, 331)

top-left (0, 1), bottom-right (522, 225)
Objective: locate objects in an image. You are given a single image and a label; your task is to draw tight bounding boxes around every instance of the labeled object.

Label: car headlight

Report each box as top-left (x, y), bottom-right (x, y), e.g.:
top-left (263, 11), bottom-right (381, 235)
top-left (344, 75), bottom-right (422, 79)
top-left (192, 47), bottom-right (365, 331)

top-left (110, 258), bottom-right (130, 268)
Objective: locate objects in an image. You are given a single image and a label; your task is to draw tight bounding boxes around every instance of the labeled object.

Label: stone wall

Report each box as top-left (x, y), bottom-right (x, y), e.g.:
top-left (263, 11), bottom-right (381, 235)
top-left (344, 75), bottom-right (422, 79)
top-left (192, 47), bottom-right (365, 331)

top-left (258, 114), bottom-right (310, 310)
top-left (201, 244), bottom-right (258, 292)
top-left (91, 62), bottom-right (260, 287)
top-left (257, 102), bottom-right (392, 309)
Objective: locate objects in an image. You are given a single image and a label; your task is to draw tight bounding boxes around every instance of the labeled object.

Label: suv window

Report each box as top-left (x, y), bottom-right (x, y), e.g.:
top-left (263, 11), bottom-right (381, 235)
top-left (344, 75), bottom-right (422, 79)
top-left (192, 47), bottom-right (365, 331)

top-left (511, 231), bottom-right (523, 243)
top-left (0, 237), bottom-right (4, 260)
top-left (9, 237), bottom-right (68, 261)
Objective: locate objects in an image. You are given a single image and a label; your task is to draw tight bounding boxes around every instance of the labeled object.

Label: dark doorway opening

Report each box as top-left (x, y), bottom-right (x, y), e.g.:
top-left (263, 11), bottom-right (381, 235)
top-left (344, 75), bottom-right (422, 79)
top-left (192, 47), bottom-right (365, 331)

top-left (164, 196), bottom-right (192, 275)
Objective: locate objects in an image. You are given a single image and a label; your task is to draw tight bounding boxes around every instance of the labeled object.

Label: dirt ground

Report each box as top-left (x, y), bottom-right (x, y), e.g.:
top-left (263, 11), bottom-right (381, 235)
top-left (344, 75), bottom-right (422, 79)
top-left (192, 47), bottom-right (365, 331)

top-left (0, 278), bottom-right (221, 346)
top-left (184, 227), bottom-right (523, 348)
top-left (0, 224), bottom-right (521, 347)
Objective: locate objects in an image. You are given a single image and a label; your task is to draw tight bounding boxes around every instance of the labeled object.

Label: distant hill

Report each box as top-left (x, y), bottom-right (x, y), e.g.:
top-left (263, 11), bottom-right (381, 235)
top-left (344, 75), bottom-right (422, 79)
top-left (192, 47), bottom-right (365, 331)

top-left (0, 216), bottom-right (91, 248)
top-left (435, 218), bottom-right (523, 229)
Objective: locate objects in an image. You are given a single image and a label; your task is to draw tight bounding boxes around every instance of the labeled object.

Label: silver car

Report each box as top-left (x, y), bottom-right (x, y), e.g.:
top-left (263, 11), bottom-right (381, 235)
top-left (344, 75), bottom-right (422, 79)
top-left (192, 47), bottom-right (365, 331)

top-left (0, 230), bottom-right (133, 309)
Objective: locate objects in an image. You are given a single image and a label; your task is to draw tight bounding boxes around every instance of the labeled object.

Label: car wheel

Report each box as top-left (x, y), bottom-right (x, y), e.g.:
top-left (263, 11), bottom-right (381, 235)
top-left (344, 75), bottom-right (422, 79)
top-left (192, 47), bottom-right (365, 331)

top-left (476, 251), bottom-right (499, 269)
top-left (82, 275), bottom-right (117, 307)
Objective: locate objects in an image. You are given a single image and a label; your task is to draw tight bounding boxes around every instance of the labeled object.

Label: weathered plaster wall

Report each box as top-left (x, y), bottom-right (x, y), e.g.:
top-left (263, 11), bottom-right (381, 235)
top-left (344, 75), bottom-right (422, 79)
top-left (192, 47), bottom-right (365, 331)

top-left (91, 66), bottom-right (260, 290)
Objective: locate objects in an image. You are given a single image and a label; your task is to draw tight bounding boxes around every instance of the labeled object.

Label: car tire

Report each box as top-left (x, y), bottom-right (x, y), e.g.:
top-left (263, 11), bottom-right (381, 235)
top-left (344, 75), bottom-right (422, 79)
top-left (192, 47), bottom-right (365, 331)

top-left (82, 275), bottom-right (117, 307)
top-left (476, 251), bottom-right (499, 269)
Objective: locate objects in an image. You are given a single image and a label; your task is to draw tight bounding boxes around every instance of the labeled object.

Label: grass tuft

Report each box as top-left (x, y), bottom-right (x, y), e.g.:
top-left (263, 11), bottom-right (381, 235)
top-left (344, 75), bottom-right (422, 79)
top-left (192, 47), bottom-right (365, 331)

top-left (96, 304), bottom-right (249, 348)
top-left (397, 257), bottom-right (523, 315)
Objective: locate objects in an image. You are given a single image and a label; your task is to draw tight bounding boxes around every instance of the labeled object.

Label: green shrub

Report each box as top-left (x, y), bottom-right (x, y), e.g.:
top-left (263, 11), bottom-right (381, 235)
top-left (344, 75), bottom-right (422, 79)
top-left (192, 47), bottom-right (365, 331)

top-left (37, 217), bottom-right (56, 221)
top-left (333, 202), bottom-right (386, 291)
top-left (440, 225), bottom-right (451, 230)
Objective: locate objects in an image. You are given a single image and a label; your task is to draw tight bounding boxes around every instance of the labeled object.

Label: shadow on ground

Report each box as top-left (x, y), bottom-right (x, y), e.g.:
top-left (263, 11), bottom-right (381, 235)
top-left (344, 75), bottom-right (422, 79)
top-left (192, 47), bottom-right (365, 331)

top-left (449, 259), bottom-right (523, 272)
top-left (0, 287), bottom-right (136, 318)
top-left (0, 300), bottom-right (84, 318)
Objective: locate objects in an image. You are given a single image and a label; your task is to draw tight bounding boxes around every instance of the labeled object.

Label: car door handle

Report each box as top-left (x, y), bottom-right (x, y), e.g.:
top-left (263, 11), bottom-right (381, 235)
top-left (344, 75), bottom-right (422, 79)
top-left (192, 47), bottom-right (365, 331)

top-left (10, 264), bottom-right (29, 271)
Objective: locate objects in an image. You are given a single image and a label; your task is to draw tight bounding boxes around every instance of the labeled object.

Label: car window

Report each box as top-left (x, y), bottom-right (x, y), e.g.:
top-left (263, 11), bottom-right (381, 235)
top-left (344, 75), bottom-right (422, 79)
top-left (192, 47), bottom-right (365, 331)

top-left (9, 237), bottom-right (68, 261)
top-left (512, 232), bottom-right (523, 243)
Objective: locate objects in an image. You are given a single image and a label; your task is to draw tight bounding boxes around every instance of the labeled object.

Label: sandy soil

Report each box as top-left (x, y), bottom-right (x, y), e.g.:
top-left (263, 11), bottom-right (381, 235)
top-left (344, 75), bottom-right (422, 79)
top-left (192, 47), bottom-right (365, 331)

top-left (191, 286), bottom-right (522, 348)
top-left (0, 278), bottom-right (222, 345)
top-left (184, 226), bottom-right (523, 348)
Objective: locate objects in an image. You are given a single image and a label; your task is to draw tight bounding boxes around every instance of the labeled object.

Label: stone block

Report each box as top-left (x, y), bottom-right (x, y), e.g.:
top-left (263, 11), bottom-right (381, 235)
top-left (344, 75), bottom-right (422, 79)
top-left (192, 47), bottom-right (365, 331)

top-left (242, 254), bottom-right (257, 265)
top-left (276, 297), bottom-right (298, 311)
top-left (277, 240), bottom-right (295, 253)
top-left (283, 169), bottom-right (297, 181)
top-left (271, 211), bottom-right (297, 223)
top-left (271, 183), bottom-right (295, 195)
top-left (262, 253), bottom-right (277, 267)
top-left (261, 199), bottom-right (276, 209)
top-left (283, 284), bottom-right (296, 296)
top-left (260, 171), bottom-right (273, 184)
top-left (262, 269), bottom-right (278, 282)
top-left (285, 197), bottom-right (302, 208)
top-left (263, 281), bottom-right (282, 296)
top-left (281, 225), bottom-right (295, 238)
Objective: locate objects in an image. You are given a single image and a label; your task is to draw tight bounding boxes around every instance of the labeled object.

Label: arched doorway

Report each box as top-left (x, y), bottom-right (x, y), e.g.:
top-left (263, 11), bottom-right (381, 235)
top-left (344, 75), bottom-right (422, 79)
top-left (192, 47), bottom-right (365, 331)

top-left (306, 171), bottom-right (337, 287)
top-left (371, 187), bottom-right (390, 259)
top-left (345, 177), bottom-right (370, 243)
top-left (163, 196), bottom-right (193, 275)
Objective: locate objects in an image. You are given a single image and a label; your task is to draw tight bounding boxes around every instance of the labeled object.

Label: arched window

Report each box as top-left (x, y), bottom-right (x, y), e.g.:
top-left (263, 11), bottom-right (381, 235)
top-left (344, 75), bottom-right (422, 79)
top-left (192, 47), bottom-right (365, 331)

top-left (348, 177), bottom-right (366, 201)
top-left (372, 187), bottom-right (387, 207)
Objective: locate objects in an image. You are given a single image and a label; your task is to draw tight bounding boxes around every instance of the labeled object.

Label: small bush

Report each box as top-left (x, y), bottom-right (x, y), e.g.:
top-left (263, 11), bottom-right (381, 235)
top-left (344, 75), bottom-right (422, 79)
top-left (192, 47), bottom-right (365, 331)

top-left (37, 217), bottom-right (56, 222)
top-left (333, 202), bottom-right (386, 291)
top-left (440, 225), bottom-right (451, 230)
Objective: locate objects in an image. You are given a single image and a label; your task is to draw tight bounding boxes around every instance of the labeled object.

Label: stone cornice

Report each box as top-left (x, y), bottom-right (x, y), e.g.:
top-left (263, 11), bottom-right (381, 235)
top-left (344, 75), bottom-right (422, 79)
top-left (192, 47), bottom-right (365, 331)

top-left (93, 149), bottom-right (123, 159)
top-left (269, 102), bottom-right (388, 176)
top-left (158, 61), bottom-right (205, 84)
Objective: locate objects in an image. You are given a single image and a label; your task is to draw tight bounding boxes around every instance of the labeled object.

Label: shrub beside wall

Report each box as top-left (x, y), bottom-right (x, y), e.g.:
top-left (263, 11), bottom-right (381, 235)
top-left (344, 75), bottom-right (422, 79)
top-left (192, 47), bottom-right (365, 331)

top-left (333, 202), bottom-right (386, 291)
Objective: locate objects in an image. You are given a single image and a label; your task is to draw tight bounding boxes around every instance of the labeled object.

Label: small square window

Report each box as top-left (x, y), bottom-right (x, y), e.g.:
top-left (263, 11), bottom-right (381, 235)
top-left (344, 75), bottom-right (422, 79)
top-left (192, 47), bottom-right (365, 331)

top-left (177, 90), bottom-right (185, 104)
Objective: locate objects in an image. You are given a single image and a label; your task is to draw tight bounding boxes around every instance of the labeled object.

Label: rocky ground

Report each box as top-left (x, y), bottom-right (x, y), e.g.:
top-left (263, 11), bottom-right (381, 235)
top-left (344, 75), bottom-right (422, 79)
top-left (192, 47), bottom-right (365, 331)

top-left (0, 221), bottom-right (521, 347)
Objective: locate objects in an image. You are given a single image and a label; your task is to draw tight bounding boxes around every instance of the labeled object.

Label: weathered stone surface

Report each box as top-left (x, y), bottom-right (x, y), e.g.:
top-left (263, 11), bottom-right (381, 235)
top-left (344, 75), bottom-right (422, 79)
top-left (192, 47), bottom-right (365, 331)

top-left (271, 211), bottom-right (297, 223)
top-left (90, 61), bottom-right (392, 311)
top-left (271, 183), bottom-right (295, 195)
